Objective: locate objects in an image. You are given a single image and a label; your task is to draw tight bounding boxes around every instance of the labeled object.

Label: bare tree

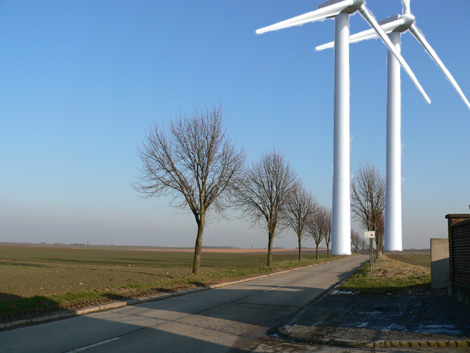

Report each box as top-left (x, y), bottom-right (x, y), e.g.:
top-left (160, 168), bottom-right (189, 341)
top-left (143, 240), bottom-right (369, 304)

top-left (351, 163), bottom-right (386, 259)
top-left (375, 213), bottom-right (385, 256)
top-left (307, 210), bottom-right (322, 260)
top-left (307, 206), bottom-right (330, 260)
top-left (359, 237), bottom-right (367, 254)
top-left (351, 229), bottom-right (360, 253)
top-left (282, 185), bottom-right (317, 261)
top-left (236, 151), bottom-right (298, 267)
top-left (135, 105), bottom-right (245, 274)
top-left (323, 208), bottom-right (332, 258)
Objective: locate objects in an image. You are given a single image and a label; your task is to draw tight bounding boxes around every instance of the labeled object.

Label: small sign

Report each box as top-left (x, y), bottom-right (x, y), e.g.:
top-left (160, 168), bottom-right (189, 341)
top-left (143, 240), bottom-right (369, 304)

top-left (364, 231), bottom-right (376, 239)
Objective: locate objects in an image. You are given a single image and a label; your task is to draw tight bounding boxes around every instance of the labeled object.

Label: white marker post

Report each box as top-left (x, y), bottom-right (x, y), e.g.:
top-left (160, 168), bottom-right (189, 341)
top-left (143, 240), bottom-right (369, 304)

top-left (364, 231), bottom-right (376, 271)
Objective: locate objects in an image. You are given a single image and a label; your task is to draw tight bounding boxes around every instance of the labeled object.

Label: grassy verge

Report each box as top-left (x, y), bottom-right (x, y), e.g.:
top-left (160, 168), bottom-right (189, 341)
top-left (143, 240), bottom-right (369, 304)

top-left (0, 245), bottom-right (342, 320)
top-left (340, 255), bottom-right (431, 294)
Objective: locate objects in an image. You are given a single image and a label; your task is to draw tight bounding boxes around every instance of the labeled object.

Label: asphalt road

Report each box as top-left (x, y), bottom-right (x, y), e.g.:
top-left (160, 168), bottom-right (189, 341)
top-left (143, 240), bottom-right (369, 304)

top-left (0, 255), bottom-right (367, 353)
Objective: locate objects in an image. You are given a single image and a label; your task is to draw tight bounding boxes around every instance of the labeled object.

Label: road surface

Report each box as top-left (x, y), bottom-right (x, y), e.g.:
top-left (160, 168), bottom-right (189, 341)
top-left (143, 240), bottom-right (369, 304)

top-left (0, 256), bottom-right (367, 352)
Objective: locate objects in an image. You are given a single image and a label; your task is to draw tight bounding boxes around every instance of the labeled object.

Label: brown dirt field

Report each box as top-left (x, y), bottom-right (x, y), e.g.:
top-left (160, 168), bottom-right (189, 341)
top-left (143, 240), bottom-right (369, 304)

top-left (139, 248), bottom-right (329, 254)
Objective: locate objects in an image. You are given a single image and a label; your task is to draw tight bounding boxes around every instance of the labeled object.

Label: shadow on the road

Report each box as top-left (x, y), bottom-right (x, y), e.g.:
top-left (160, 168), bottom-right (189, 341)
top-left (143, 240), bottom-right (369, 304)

top-left (0, 284), bottom-right (324, 352)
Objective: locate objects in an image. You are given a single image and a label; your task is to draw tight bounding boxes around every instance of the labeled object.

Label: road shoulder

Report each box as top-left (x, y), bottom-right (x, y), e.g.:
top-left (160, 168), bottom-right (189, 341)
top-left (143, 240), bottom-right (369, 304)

top-left (278, 285), bottom-right (470, 348)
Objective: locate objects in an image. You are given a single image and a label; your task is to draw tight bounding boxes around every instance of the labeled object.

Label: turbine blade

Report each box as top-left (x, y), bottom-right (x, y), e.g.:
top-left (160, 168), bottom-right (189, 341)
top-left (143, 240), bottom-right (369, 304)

top-left (316, 17), bottom-right (406, 51)
top-left (410, 24), bottom-right (470, 111)
top-left (402, 0), bottom-right (411, 14)
top-left (255, 0), bottom-right (354, 35)
top-left (358, 4), bottom-right (431, 104)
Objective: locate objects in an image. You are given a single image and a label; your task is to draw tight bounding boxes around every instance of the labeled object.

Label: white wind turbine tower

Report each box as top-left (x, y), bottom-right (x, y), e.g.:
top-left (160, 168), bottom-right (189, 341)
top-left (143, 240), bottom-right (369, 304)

top-left (256, 0), bottom-right (430, 255)
top-left (316, 0), bottom-right (470, 251)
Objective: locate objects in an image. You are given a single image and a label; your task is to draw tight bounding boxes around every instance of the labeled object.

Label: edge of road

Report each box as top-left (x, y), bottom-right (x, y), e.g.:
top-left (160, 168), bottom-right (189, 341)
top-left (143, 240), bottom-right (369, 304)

top-left (0, 256), bottom-right (353, 331)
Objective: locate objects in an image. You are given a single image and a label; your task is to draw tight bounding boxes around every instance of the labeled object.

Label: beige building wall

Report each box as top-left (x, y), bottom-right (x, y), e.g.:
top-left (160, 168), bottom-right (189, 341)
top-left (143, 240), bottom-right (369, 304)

top-left (430, 238), bottom-right (449, 289)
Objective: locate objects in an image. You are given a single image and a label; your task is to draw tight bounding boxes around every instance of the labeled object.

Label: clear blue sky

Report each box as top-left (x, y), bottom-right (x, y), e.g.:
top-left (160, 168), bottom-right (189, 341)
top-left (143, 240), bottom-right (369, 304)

top-left (1, 1), bottom-right (469, 249)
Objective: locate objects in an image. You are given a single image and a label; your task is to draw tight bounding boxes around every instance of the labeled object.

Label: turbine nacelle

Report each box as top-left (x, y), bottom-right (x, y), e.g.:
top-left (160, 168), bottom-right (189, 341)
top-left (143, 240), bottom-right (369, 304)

top-left (395, 13), bottom-right (415, 32)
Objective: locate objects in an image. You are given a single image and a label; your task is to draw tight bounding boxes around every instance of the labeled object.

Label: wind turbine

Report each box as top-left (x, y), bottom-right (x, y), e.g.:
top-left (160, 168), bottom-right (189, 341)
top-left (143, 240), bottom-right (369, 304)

top-left (316, 0), bottom-right (470, 252)
top-left (256, 0), bottom-right (430, 255)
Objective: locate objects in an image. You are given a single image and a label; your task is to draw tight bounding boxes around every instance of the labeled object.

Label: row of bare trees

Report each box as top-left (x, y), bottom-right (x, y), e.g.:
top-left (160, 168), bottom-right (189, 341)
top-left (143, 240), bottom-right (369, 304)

top-left (237, 165), bottom-right (333, 267)
top-left (281, 186), bottom-right (331, 261)
top-left (135, 104), bottom-right (385, 273)
top-left (351, 229), bottom-right (369, 254)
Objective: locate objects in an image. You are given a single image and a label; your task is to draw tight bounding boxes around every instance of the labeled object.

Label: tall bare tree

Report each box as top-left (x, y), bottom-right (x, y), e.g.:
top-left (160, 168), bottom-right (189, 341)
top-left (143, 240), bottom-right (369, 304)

top-left (359, 237), bottom-right (367, 254)
top-left (307, 206), bottom-right (331, 260)
top-left (236, 151), bottom-right (298, 267)
top-left (282, 185), bottom-right (317, 261)
top-left (135, 105), bottom-right (245, 274)
top-left (351, 229), bottom-right (360, 253)
top-left (323, 208), bottom-right (332, 258)
top-left (307, 209), bottom-right (322, 260)
top-left (351, 163), bottom-right (386, 258)
top-left (375, 213), bottom-right (385, 255)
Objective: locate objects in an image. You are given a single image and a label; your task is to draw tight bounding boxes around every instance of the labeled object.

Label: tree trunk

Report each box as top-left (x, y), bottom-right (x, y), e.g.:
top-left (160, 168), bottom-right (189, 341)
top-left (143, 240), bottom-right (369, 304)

top-left (326, 243), bottom-right (330, 258)
top-left (298, 233), bottom-right (302, 261)
top-left (315, 243), bottom-right (319, 260)
top-left (192, 215), bottom-right (205, 274)
top-left (375, 238), bottom-right (380, 259)
top-left (267, 231), bottom-right (274, 267)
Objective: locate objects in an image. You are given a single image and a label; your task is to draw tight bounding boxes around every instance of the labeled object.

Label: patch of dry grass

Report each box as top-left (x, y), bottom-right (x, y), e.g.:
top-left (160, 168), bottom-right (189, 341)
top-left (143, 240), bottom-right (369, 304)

top-left (340, 255), bottom-right (431, 294)
top-left (371, 255), bottom-right (430, 278)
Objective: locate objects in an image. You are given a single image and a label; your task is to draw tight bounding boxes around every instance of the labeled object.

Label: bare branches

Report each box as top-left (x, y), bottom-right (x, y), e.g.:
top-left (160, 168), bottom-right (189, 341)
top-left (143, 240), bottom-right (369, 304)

top-left (235, 151), bottom-right (298, 267)
top-left (307, 205), bottom-right (331, 260)
top-left (351, 163), bottom-right (385, 232)
top-left (351, 162), bottom-right (386, 257)
top-left (283, 185), bottom-right (317, 238)
top-left (323, 208), bottom-right (332, 257)
top-left (282, 185), bottom-right (317, 260)
top-left (351, 229), bottom-right (360, 253)
top-left (136, 105), bottom-right (245, 217)
top-left (135, 104), bottom-right (245, 273)
top-left (236, 151), bottom-right (298, 231)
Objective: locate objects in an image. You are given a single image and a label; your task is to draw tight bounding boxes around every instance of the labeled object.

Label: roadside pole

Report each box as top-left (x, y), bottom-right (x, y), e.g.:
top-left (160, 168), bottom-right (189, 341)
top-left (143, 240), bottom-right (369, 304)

top-left (365, 231), bottom-right (376, 271)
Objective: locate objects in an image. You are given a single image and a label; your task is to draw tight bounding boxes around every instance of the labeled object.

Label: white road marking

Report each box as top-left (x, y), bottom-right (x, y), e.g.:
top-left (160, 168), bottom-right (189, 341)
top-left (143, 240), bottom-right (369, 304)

top-left (65, 337), bottom-right (120, 352)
